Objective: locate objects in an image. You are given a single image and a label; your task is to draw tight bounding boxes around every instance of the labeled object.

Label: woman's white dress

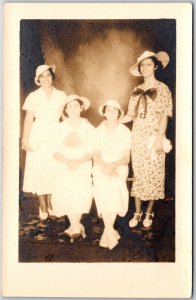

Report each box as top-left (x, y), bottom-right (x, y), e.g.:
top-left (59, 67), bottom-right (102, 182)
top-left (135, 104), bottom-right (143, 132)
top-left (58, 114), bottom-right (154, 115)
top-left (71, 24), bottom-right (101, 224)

top-left (51, 118), bottom-right (94, 217)
top-left (93, 122), bottom-right (132, 217)
top-left (22, 87), bottom-right (66, 195)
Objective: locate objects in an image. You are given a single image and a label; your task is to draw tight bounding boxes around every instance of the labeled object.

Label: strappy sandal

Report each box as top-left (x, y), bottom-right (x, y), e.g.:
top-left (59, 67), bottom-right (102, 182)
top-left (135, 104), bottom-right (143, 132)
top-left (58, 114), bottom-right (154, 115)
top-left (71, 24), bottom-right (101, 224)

top-left (143, 212), bottom-right (154, 228)
top-left (129, 212), bottom-right (143, 228)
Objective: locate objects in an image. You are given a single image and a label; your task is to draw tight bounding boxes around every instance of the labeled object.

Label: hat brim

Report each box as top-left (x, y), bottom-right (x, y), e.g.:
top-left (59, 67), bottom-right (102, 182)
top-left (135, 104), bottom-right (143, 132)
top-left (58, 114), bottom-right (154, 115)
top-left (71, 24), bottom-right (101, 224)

top-left (129, 51), bottom-right (170, 76)
top-left (64, 95), bottom-right (90, 111)
top-left (34, 64), bottom-right (56, 86)
top-left (99, 104), bottom-right (124, 118)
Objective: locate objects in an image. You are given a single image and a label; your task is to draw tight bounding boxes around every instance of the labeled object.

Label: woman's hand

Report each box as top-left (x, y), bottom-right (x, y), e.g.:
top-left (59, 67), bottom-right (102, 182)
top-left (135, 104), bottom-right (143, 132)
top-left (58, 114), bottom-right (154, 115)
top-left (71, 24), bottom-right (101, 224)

top-left (21, 139), bottom-right (33, 152)
top-left (67, 159), bottom-right (80, 170)
top-left (101, 162), bottom-right (119, 176)
top-left (153, 135), bottom-right (164, 153)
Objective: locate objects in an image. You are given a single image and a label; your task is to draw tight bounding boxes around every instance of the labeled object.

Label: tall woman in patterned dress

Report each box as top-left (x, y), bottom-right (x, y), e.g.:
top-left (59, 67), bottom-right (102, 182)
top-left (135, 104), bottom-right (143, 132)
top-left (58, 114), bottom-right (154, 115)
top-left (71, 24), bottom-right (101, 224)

top-left (51, 95), bottom-right (94, 241)
top-left (93, 100), bottom-right (132, 250)
top-left (121, 51), bottom-right (173, 228)
top-left (22, 64), bottom-right (66, 220)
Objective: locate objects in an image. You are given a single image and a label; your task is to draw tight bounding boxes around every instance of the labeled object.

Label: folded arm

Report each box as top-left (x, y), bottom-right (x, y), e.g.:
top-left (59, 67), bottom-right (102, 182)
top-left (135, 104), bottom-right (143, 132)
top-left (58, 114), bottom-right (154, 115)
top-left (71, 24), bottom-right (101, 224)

top-left (119, 114), bottom-right (134, 124)
top-left (93, 149), bottom-right (130, 176)
top-left (53, 152), bottom-right (92, 170)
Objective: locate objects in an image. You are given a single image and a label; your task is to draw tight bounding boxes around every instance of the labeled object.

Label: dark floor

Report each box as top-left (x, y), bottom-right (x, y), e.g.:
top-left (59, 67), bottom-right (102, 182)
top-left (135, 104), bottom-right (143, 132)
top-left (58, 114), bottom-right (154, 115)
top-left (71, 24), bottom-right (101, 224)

top-left (19, 196), bottom-right (175, 263)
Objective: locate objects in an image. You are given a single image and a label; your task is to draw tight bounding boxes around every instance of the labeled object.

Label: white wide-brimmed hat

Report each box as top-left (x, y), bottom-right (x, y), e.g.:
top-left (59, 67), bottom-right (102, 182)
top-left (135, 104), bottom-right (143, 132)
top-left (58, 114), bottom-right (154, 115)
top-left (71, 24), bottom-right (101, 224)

top-left (129, 51), bottom-right (170, 76)
top-left (99, 100), bottom-right (124, 117)
top-left (34, 64), bottom-right (56, 85)
top-left (64, 94), bottom-right (91, 111)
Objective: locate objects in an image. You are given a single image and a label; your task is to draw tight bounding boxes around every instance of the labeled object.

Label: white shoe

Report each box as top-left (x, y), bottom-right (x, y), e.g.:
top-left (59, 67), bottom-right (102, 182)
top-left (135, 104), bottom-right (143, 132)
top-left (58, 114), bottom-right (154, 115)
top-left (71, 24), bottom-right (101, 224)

top-left (129, 212), bottom-right (143, 228)
top-left (114, 230), bottom-right (121, 241)
top-left (143, 212), bottom-right (154, 228)
top-left (108, 230), bottom-right (120, 250)
top-left (39, 207), bottom-right (48, 220)
top-left (108, 238), bottom-right (119, 250)
top-left (99, 232), bottom-right (109, 248)
top-left (99, 229), bottom-right (120, 250)
top-left (64, 224), bottom-right (86, 243)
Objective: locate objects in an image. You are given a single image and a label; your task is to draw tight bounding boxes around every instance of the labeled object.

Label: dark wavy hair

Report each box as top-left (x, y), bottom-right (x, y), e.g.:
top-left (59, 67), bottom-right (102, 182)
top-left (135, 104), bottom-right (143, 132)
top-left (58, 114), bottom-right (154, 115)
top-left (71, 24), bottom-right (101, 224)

top-left (138, 56), bottom-right (163, 74)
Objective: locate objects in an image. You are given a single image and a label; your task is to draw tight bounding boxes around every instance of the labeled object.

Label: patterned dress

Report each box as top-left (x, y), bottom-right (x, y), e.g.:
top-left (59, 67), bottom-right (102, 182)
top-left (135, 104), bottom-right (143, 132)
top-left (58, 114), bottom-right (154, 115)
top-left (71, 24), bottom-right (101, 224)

top-left (22, 87), bottom-right (66, 195)
top-left (128, 80), bottom-right (172, 200)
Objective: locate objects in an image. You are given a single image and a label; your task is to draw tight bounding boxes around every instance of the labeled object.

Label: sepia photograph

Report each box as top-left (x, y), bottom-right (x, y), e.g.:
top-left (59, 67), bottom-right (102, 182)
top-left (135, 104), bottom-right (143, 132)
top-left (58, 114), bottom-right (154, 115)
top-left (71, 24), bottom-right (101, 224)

top-left (19, 18), bottom-right (176, 263)
top-left (2, 3), bottom-right (192, 298)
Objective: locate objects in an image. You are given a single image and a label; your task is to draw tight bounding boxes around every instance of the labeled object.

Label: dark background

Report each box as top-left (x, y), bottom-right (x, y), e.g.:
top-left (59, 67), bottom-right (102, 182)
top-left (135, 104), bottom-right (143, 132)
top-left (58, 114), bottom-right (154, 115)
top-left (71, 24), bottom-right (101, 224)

top-left (20, 19), bottom-right (176, 198)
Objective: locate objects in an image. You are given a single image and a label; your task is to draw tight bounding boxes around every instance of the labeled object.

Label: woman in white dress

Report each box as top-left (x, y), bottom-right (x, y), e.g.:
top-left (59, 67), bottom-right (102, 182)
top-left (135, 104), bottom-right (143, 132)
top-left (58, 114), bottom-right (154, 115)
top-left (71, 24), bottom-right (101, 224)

top-left (22, 64), bottom-right (66, 220)
top-left (93, 100), bottom-right (132, 250)
top-left (51, 95), bottom-right (94, 241)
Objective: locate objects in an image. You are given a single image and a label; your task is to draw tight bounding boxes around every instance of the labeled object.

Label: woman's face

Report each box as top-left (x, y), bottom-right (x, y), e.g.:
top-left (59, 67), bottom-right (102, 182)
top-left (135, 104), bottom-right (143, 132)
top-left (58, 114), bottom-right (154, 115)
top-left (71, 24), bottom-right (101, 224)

top-left (65, 100), bottom-right (83, 118)
top-left (38, 69), bottom-right (53, 88)
top-left (139, 58), bottom-right (156, 78)
top-left (104, 105), bottom-right (119, 121)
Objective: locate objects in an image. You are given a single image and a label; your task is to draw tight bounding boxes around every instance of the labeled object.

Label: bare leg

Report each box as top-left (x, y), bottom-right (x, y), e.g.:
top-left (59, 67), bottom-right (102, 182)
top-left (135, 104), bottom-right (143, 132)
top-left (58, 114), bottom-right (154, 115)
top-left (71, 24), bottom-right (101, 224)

top-left (68, 214), bottom-right (82, 232)
top-left (46, 194), bottom-right (52, 210)
top-left (102, 212), bottom-right (116, 232)
top-left (146, 200), bottom-right (155, 217)
top-left (129, 197), bottom-right (142, 228)
top-left (38, 195), bottom-right (47, 212)
top-left (135, 197), bottom-right (142, 213)
top-left (134, 197), bottom-right (142, 220)
top-left (143, 200), bottom-right (155, 228)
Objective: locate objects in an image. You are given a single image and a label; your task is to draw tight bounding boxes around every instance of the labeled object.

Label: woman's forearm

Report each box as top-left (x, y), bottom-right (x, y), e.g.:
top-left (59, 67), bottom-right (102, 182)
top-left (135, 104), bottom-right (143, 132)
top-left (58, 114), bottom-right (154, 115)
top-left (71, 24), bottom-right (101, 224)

top-left (94, 151), bottom-right (130, 168)
top-left (113, 156), bottom-right (130, 167)
top-left (54, 152), bottom-right (92, 165)
top-left (158, 112), bottom-right (168, 136)
top-left (53, 152), bottom-right (69, 164)
top-left (119, 114), bottom-right (133, 124)
top-left (78, 153), bottom-right (92, 163)
top-left (153, 112), bottom-right (168, 152)
top-left (22, 111), bottom-right (34, 142)
top-left (93, 153), bottom-right (106, 168)
top-left (111, 150), bottom-right (131, 168)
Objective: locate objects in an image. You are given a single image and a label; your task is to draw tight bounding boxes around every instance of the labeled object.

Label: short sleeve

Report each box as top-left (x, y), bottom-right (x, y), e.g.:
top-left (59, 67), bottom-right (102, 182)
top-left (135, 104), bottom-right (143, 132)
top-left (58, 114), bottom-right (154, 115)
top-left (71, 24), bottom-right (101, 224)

top-left (22, 93), bottom-right (37, 112)
top-left (156, 83), bottom-right (173, 117)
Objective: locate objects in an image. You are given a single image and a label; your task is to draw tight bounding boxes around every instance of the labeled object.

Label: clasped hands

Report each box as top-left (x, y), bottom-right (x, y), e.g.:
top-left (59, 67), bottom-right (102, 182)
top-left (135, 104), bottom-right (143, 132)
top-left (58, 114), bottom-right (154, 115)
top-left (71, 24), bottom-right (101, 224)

top-left (66, 159), bottom-right (81, 170)
top-left (101, 162), bottom-right (119, 177)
